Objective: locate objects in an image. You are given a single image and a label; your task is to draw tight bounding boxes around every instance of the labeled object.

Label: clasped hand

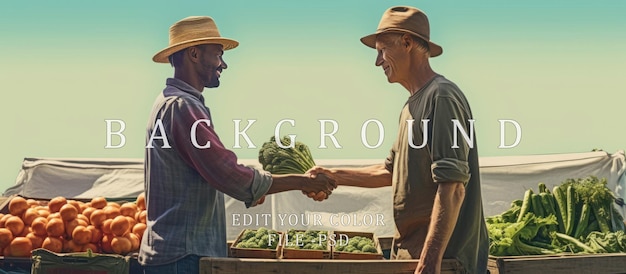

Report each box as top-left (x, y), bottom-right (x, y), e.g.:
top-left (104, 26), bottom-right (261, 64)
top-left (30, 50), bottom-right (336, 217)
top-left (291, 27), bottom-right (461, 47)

top-left (303, 166), bottom-right (335, 201)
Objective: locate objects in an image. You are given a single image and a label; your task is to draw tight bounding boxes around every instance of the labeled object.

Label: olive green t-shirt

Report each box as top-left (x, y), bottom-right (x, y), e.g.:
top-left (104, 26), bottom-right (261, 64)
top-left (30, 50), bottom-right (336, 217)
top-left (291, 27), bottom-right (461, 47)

top-left (385, 75), bottom-right (489, 274)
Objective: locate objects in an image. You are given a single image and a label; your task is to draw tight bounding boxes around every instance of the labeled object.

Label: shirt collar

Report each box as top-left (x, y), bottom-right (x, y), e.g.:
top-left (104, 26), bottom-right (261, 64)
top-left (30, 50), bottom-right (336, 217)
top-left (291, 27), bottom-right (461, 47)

top-left (166, 78), bottom-right (205, 103)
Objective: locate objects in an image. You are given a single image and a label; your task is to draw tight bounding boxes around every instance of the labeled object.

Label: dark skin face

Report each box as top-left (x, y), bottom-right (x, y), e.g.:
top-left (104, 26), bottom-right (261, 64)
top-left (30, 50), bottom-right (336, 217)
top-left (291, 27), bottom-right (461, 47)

top-left (174, 43), bottom-right (228, 91)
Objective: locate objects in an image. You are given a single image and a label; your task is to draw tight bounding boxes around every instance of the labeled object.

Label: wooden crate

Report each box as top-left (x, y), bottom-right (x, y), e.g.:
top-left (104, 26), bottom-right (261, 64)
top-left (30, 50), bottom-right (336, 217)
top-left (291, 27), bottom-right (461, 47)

top-left (331, 231), bottom-right (383, 260)
top-left (229, 229), bottom-right (283, 259)
top-left (281, 230), bottom-right (332, 259)
top-left (200, 258), bottom-right (464, 274)
top-left (488, 253), bottom-right (626, 274)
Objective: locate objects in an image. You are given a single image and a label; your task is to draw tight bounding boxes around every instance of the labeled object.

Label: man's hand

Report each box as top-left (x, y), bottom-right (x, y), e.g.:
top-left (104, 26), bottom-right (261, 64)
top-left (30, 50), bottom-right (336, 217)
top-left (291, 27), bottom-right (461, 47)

top-left (303, 166), bottom-right (335, 201)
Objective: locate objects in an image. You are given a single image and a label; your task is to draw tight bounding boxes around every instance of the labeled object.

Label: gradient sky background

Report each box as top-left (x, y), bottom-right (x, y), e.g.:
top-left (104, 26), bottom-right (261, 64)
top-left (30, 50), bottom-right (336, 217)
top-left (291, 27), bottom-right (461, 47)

top-left (1, 1), bottom-right (625, 192)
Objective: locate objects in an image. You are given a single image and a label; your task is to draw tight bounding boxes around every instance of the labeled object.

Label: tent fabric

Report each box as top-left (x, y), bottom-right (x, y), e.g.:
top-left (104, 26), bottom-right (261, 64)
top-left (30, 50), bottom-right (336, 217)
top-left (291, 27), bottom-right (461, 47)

top-left (3, 151), bottom-right (625, 240)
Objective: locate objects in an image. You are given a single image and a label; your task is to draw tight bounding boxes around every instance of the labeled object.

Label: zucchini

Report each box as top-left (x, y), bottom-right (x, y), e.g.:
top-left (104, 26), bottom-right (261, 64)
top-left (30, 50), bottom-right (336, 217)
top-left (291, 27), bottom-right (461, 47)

top-left (565, 185), bottom-right (576, 236)
top-left (531, 194), bottom-right (545, 217)
top-left (517, 189), bottom-right (534, 222)
top-left (573, 202), bottom-right (590, 238)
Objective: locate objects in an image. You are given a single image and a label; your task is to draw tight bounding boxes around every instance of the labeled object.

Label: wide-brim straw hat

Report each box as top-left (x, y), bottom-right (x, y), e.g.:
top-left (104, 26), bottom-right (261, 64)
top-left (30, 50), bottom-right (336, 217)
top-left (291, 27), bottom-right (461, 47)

top-left (153, 16), bottom-right (239, 63)
top-left (360, 6), bottom-right (443, 57)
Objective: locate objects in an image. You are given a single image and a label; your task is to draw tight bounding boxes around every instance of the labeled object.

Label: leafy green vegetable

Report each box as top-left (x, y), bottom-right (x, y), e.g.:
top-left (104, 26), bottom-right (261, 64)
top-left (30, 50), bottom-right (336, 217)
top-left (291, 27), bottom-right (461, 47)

top-left (284, 229), bottom-right (328, 250)
top-left (258, 136), bottom-right (316, 174)
top-left (235, 228), bottom-right (280, 249)
top-left (335, 235), bottom-right (378, 253)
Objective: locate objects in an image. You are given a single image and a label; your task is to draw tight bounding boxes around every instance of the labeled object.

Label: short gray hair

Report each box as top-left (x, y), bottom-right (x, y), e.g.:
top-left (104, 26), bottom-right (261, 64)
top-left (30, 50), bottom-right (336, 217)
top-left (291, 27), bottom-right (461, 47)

top-left (380, 32), bottom-right (430, 55)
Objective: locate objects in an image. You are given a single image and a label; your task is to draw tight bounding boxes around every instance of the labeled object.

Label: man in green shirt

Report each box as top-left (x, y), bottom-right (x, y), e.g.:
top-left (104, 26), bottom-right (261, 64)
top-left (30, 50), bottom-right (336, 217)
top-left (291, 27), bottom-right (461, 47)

top-left (308, 6), bottom-right (488, 274)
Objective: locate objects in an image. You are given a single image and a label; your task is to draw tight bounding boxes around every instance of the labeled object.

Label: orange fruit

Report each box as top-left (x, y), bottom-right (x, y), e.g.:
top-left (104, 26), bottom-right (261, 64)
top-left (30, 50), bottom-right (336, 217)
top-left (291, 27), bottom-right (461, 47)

top-left (5, 216), bottom-right (25, 236)
top-left (110, 216), bottom-right (130, 237)
top-left (9, 237), bottom-right (32, 257)
top-left (102, 219), bottom-right (113, 235)
top-left (59, 204), bottom-right (78, 221)
top-left (137, 210), bottom-right (147, 224)
top-left (90, 197), bottom-right (107, 210)
top-left (136, 192), bottom-right (146, 211)
top-left (26, 232), bottom-right (44, 249)
top-left (46, 218), bottom-right (65, 237)
top-left (31, 217), bottom-right (48, 237)
top-left (103, 205), bottom-right (121, 219)
top-left (89, 209), bottom-right (107, 227)
top-left (111, 236), bottom-right (131, 255)
top-left (101, 234), bottom-right (113, 253)
top-left (0, 214), bottom-right (12, 228)
top-left (72, 225), bottom-right (92, 245)
top-left (8, 197), bottom-right (29, 216)
top-left (22, 207), bottom-right (40, 226)
top-left (26, 199), bottom-right (40, 208)
top-left (82, 207), bottom-right (96, 220)
top-left (0, 228), bottom-right (13, 248)
top-left (68, 200), bottom-right (83, 213)
top-left (41, 237), bottom-right (63, 253)
top-left (119, 203), bottom-right (138, 218)
top-left (86, 225), bottom-right (102, 244)
top-left (48, 197), bottom-right (67, 213)
top-left (125, 232), bottom-right (140, 251)
top-left (65, 219), bottom-right (79, 239)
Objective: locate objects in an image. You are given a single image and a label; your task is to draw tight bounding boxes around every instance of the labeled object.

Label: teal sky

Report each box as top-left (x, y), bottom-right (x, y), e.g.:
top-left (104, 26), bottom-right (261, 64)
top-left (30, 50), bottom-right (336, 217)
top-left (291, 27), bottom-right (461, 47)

top-left (1, 1), bottom-right (626, 192)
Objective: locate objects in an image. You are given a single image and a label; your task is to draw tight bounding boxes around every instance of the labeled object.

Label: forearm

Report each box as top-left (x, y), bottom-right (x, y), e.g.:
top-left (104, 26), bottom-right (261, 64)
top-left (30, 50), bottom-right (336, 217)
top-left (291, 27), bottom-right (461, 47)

top-left (266, 174), bottom-right (307, 194)
top-left (326, 164), bottom-right (392, 188)
top-left (418, 182), bottom-right (465, 272)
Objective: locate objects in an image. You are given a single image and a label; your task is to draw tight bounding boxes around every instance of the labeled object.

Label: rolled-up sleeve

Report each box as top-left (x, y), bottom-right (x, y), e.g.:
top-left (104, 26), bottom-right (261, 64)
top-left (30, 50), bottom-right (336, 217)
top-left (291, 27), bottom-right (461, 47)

top-left (430, 93), bottom-right (473, 185)
top-left (170, 97), bottom-right (272, 207)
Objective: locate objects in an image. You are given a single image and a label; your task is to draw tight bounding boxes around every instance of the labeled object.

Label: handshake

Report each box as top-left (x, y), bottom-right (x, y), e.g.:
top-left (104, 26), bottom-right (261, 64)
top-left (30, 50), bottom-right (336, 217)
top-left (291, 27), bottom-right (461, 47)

top-left (254, 166), bottom-right (337, 207)
top-left (302, 166), bottom-right (335, 202)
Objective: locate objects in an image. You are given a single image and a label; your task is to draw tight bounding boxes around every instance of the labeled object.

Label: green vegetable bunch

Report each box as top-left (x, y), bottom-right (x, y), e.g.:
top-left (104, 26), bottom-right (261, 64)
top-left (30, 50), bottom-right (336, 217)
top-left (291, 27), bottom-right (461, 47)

top-left (235, 228), bottom-right (280, 249)
top-left (284, 229), bottom-right (328, 250)
top-left (258, 136), bottom-right (316, 174)
top-left (335, 235), bottom-right (378, 253)
top-left (487, 176), bottom-right (626, 256)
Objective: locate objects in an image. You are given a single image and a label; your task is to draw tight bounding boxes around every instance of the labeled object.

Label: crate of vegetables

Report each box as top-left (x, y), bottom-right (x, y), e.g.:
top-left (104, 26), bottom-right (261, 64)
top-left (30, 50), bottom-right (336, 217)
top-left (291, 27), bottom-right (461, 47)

top-left (230, 228), bottom-right (282, 259)
top-left (0, 194), bottom-right (147, 258)
top-left (487, 176), bottom-right (626, 273)
top-left (281, 229), bottom-right (332, 259)
top-left (331, 231), bottom-right (383, 260)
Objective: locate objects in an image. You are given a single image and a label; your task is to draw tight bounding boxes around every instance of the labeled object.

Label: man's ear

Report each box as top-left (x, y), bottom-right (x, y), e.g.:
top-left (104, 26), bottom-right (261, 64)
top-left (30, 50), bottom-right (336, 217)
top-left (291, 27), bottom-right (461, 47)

top-left (403, 34), bottom-right (412, 48)
top-left (187, 46), bottom-right (200, 62)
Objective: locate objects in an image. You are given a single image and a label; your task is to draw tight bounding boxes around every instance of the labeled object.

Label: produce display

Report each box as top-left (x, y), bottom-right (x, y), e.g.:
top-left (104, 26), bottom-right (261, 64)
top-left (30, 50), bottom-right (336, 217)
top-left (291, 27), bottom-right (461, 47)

top-left (335, 235), bottom-right (378, 254)
top-left (234, 227), bottom-right (280, 250)
top-left (0, 194), bottom-right (147, 257)
top-left (488, 176), bottom-right (626, 256)
top-left (258, 136), bottom-right (316, 174)
top-left (283, 229), bottom-right (328, 250)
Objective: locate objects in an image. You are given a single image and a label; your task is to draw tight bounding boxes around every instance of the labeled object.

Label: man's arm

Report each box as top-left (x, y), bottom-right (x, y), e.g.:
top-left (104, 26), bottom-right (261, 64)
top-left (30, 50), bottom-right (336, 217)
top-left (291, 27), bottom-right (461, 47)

top-left (415, 181), bottom-right (465, 274)
top-left (310, 164), bottom-right (392, 188)
top-left (268, 173), bottom-right (336, 195)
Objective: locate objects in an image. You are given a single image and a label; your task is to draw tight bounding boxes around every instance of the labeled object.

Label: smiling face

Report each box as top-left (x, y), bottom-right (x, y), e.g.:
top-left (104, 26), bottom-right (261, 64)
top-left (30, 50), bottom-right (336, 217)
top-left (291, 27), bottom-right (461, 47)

top-left (375, 33), bottom-right (411, 84)
top-left (195, 44), bottom-right (227, 88)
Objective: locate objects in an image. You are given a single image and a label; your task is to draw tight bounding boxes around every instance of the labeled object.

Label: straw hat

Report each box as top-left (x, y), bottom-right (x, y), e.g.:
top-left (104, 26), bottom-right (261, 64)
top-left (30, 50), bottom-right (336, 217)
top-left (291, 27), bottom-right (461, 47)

top-left (360, 6), bottom-right (443, 57)
top-left (153, 16), bottom-right (239, 63)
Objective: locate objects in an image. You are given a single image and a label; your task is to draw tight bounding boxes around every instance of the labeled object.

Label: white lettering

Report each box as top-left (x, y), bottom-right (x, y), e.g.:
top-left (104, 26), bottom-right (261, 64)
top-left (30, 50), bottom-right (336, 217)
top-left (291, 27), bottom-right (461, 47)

top-left (190, 119), bottom-right (211, 149)
top-left (274, 119), bottom-right (296, 149)
top-left (361, 119), bottom-right (385, 149)
top-left (452, 119), bottom-right (475, 149)
top-left (407, 119), bottom-right (429, 149)
top-left (499, 119), bottom-right (522, 148)
top-left (146, 119), bottom-right (171, 148)
top-left (233, 119), bottom-right (257, 149)
top-left (104, 120), bottom-right (126, 148)
top-left (319, 119), bottom-right (342, 148)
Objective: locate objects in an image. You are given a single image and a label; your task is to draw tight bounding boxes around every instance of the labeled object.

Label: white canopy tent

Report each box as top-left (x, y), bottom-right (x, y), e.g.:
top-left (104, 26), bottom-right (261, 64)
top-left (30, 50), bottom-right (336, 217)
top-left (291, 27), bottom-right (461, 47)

top-left (4, 150), bottom-right (625, 240)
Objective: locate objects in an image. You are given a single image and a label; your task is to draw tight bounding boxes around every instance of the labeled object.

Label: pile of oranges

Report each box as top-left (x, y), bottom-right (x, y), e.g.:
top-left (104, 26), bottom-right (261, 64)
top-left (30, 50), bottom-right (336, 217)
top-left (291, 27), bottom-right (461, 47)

top-left (0, 193), bottom-right (146, 257)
